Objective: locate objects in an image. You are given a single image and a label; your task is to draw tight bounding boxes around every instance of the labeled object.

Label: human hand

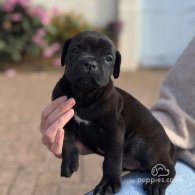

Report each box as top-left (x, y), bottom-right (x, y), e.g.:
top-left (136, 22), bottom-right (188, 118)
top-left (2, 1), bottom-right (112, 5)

top-left (40, 96), bottom-right (92, 158)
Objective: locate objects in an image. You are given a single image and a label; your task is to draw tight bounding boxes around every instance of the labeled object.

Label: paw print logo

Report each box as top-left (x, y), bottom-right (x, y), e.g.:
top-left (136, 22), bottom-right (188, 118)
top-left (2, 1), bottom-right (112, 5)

top-left (151, 164), bottom-right (170, 177)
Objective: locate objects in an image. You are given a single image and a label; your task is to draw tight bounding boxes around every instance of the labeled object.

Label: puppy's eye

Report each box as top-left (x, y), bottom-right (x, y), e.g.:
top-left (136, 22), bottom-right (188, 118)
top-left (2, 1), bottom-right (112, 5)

top-left (105, 55), bottom-right (113, 63)
top-left (71, 47), bottom-right (79, 54)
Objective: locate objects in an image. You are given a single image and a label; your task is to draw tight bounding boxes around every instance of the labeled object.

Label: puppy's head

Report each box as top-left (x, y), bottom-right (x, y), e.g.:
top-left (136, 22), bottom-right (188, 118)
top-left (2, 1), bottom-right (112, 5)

top-left (61, 31), bottom-right (121, 90)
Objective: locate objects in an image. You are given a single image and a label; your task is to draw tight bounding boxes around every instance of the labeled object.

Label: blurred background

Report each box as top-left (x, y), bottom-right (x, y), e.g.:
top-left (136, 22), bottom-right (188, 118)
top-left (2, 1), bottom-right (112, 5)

top-left (0, 0), bottom-right (194, 195)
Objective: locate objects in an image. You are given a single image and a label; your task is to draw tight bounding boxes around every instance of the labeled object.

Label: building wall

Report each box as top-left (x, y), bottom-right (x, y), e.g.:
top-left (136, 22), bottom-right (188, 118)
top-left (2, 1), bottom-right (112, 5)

top-left (119, 0), bottom-right (195, 69)
top-left (139, 0), bottom-right (195, 67)
top-left (33, 0), bottom-right (117, 27)
top-left (118, 0), bottom-right (140, 71)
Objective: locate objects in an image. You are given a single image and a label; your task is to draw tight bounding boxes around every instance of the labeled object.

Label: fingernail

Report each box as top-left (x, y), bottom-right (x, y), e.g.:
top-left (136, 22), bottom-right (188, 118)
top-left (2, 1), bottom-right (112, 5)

top-left (67, 98), bottom-right (76, 105)
top-left (69, 109), bottom-right (74, 116)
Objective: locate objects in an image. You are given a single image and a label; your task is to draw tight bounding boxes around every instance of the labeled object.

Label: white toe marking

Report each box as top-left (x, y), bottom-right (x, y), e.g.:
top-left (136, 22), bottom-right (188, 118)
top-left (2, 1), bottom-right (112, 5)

top-left (74, 113), bottom-right (91, 125)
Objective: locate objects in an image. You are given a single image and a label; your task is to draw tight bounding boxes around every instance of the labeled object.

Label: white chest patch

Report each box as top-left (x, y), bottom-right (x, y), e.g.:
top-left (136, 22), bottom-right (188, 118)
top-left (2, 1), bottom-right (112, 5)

top-left (74, 113), bottom-right (91, 126)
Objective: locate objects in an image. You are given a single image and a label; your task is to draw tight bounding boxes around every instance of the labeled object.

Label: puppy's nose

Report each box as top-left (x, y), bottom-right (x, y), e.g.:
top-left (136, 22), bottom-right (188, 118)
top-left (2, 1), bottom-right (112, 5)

top-left (84, 60), bottom-right (98, 72)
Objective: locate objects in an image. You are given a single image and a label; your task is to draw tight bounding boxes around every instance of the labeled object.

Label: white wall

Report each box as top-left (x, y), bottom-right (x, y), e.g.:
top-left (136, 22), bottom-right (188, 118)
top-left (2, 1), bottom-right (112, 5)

top-left (33, 0), bottom-right (117, 26)
top-left (139, 0), bottom-right (195, 67)
top-left (118, 0), bottom-right (140, 71)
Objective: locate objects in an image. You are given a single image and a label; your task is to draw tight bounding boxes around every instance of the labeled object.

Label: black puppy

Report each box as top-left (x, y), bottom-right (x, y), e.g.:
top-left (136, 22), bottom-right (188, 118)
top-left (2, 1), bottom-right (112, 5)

top-left (52, 31), bottom-right (176, 195)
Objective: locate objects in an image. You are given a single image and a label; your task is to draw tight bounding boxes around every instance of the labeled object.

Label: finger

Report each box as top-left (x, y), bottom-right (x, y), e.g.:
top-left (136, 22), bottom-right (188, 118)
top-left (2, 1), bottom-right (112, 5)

top-left (40, 96), bottom-right (67, 133)
top-left (50, 129), bottom-right (64, 158)
top-left (41, 135), bottom-right (52, 150)
top-left (42, 135), bottom-right (47, 146)
top-left (43, 109), bottom-right (74, 147)
top-left (42, 135), bottom-right (53, 150)
top-left (45, 98), bottom-right (76, 130)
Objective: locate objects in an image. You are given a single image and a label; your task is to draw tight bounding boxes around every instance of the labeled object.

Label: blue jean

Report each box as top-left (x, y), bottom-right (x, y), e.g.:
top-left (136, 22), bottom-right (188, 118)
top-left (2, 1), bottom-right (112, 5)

top-left (86, 161), bottom-right (195, 195)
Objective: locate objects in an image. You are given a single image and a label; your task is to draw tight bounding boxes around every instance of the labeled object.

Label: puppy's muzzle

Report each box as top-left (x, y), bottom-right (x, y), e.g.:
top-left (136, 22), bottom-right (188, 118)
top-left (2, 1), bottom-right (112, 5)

top-left (83, 58), bottom-right (98, 74)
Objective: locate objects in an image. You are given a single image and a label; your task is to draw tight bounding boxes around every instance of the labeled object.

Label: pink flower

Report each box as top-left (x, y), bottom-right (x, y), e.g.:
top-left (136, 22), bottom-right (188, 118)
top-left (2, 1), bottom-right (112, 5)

top-left (51, 7), bottom-right (61, 17)
top-left (28, 6), bottom-right (43, 17)
top-left (10, 13), bottom-right (23, 22)
top-left (53, 58), bottom-right (61, 67)
top-left (16, 0), bottom-right (30, 7)
top-left (3, 2), bottom-right (13, 12)
top-left (41, 13), bottom-right (51, 25)
top-left (32, 28), bottom-right (46, 47)
top-left (5, 68), bottom-right (17, 78)
top-left (28, 6), bottom-right (51, 25)
top-left (43, 43), bottom-right (61, 58)
top-left (3, 0), bottom-right (30, 12)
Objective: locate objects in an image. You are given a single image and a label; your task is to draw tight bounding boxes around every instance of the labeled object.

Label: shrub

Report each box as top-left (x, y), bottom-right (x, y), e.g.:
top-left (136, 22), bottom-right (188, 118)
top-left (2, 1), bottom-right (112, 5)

top-left (0, 0), bottom-right (49, 62)
top-left (45, 13), bottom-right (91, 45)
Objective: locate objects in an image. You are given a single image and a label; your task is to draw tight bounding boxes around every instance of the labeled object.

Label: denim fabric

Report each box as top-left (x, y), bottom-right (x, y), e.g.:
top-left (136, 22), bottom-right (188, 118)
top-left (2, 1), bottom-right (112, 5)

top-left (86, 161), bottom-right (195, 195)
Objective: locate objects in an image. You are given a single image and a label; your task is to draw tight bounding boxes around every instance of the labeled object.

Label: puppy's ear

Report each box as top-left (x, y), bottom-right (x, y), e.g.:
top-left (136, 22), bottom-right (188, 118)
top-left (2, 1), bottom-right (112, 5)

top-left (113, 51), bottom-right (121, 79)
top-left (61, 38), bottom-right (72, 66)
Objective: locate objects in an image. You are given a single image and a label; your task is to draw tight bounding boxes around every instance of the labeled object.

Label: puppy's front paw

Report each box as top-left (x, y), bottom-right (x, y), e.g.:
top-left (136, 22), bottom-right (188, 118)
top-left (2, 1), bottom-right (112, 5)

top-left (93, 177), bottom-right (121, 195)
top-left (61, 149), bottom-right (79, 178)
top-left (144, 182), bottom-right (166, 195)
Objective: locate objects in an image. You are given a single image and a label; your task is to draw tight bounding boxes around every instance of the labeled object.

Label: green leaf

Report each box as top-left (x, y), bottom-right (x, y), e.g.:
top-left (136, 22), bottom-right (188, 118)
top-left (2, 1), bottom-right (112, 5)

top-left (0, 41), bottom-right (6, 50)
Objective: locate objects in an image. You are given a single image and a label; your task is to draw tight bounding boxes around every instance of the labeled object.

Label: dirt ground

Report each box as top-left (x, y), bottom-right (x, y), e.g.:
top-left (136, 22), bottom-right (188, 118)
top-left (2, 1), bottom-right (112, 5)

top-left (0, 69), bottom-right (168, 195)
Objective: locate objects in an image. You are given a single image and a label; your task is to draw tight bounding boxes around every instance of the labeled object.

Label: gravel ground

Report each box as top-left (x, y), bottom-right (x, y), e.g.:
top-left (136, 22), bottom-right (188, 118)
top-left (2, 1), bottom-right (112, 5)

top-left (0, 69), bottom-right (168, 195)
